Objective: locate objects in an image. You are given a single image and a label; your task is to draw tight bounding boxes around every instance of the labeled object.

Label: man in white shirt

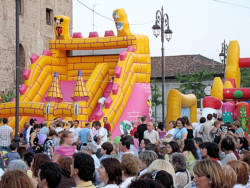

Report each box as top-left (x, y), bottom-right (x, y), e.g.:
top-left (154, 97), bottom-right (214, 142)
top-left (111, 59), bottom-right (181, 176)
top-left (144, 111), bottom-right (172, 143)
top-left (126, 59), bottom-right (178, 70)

top-left (143, 122), bottom-right (159, 144)
top-left (69, 120), bottom-right (82, 143)
top-left (119, 135), bottom-right (135, 160)
top-left (26, 118), bottom-right (36, 144)
top-left (0, 118), bottom-right (13, 151)
top-left (98, 96), bottom-right (106, 111)
top-left (199, 114), bottom-right (213, 142)
top-left (94, 121), bottom-right (107, 146)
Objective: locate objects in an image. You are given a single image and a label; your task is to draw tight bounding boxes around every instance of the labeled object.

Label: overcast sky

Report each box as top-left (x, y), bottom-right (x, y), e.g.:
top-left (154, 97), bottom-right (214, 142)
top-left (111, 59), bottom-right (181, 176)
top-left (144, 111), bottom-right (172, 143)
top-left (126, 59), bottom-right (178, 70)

top-left (73, 0), bottom-right (250, 62)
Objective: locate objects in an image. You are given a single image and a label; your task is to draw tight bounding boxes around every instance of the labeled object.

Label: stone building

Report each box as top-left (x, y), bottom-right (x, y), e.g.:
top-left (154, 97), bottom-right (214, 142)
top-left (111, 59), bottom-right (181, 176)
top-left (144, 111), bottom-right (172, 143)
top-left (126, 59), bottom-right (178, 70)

top-left (151, 54), bottom-right (224, 121)
top-left (0, 0), bottom-right (72, 92)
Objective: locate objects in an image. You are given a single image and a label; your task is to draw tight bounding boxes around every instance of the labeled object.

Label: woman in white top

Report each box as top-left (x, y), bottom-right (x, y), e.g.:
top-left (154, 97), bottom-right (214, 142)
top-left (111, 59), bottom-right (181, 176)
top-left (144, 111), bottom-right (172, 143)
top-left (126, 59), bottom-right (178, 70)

top-left (98, 158), bottom-right (122, 188)
top-left (165, 121), bottom-right (176, 141)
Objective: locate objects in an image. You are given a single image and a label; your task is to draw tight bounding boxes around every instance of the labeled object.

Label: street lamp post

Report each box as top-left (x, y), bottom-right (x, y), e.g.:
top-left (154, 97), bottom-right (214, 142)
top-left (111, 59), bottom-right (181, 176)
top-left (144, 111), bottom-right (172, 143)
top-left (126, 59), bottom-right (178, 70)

top-left (219, 40), bottom-right (228, 80)
top-left (152, 6), bottom-right (172, 128)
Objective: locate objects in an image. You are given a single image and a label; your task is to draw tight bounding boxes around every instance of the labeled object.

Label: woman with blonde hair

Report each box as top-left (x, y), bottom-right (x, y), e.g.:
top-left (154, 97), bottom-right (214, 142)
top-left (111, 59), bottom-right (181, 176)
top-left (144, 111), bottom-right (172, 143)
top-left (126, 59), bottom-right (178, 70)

top-left (147, 159), bottom-right (175, 185)
top-left (0, 169), bottom-right (34, 188)
top-left (193, 159), bottom-right (224, 188)
top-left (221, 165), bottom-right (237, 188)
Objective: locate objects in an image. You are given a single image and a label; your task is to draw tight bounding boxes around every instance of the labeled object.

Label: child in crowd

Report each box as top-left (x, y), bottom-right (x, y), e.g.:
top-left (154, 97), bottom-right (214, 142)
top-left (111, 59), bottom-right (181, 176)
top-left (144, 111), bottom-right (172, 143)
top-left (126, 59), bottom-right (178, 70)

top-left (2, 142), bottom-right (21, 166)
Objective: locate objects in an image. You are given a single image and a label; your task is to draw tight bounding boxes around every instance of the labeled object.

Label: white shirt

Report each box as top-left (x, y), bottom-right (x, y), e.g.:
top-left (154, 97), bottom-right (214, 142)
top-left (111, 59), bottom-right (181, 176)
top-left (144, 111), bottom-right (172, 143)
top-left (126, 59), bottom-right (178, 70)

top-left (143, 130), bottom-right (159, 144)
top-left (0, 124), bottom-right (13, 147)
top-left (26, 125), bottom-right (32, 144)
top-left (92, 154), bottom-right (100, 169)
top-left (120, 177), bottom-right (135, 188)
top-left (194, 123), bottom-right (202, 138)
top-left (70, 127), bottom-right (82, 143)
top-left (96, 127), bottom-right (107, 145)
top-left (166, 128), bottom-right (175, 138)
top-left (102, 184), bottom-right (120, 188)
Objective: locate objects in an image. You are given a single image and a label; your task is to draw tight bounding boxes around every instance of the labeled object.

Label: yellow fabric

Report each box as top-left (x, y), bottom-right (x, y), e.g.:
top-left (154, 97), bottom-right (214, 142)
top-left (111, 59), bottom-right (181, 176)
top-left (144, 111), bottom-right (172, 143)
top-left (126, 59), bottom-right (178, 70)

top-left (76, 181), bottom-right (95, 188)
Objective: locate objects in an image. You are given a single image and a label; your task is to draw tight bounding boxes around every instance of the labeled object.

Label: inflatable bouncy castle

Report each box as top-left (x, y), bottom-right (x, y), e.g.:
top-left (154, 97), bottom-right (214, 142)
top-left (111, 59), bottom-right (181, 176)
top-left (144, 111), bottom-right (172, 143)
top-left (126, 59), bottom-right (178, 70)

top-left (0, 9), bottom-right (151, 137)
top-left (209, 40), bottom-right (250, 134)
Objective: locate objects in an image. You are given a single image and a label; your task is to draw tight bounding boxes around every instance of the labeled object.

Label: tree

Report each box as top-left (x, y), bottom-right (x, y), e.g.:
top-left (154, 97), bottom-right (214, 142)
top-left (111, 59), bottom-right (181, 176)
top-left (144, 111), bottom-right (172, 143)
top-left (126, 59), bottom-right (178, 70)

top-left (241, 68), bottom-right (250, 87)
top-left (176, 71), bottom-right (214, 107)
top-left (150, 80), bottom-right (162, 123)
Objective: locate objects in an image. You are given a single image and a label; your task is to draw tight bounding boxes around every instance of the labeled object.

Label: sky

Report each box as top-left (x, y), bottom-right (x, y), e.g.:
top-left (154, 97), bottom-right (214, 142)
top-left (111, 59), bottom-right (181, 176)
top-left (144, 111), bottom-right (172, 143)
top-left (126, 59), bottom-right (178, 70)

top-left (73, 0), bottom-right (250, 62)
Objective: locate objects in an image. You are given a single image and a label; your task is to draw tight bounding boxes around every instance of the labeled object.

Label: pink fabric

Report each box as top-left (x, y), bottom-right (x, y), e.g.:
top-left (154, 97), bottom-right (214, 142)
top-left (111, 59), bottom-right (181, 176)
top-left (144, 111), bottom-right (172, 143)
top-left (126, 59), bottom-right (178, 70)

top-left (55, 145), bottom-right (75, 157)
top-left (72, 32), bottom-right (83, 38)
top-left (112, 83), bottom-right (119, 94)
top-left (120, 50), bottom-right (127, 61)
top-left (104, 30), bottom-right (115, 37)
top-left (42, 50), bottom-right (52, 56)
top-left (30, 54), bottom-right (39, 64)
top-left (133, 138), bottom-right (139, 150)
top-left (89, 32), bottom-right (99, 38)
top-left (115, 66), bottom-right (122, 78)
top-left (19, 84), bottom-right (27, 95)
top-left (23, 69), bottom-right (31, 80)
top-left (127, 46), bottom-right (135, 52)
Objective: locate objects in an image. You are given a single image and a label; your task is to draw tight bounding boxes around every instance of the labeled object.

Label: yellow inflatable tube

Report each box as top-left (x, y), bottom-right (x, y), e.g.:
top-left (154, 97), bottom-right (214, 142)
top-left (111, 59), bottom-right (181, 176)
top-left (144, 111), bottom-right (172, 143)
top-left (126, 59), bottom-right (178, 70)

top-left (166, 89), bottom-right (197, 129)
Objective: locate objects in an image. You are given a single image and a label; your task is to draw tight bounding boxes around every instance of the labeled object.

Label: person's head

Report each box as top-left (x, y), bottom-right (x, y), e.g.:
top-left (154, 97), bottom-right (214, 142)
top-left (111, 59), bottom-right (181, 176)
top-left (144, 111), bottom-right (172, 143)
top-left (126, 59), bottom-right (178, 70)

top-left (103, 117), bottom-right (108, 123)
top-left (138, 116), bottom-right (142, 124)
top-left (236, 137), bottom-right (249, 150)
top-left (86, 142), bottom-right (97, 154)
top-left (176, 118), bottom-right (185, 129)
top-left (23, 151), bottom-right (34, 169)
top-left (2, 118), bottom-right (8, 124)
top-left (34, 124), bottom-right (41, 132)
top-left (29, 118), bottom-right (36, 126)
top-left (93, 121), bottom-right (101, 130)
top-left (98, 158), bottom-right (122, 185)
top-left (166, 141), bottom-right (180, 155)
top-left (8, 159), bottom-right (27, 172)
top-left (183, 139), bottom-right (198, 159)
top-left (241, 150), bottom-right (250, 168)
top-left (221, 165), bottom-right (237, 188)
top-left (140, 170), bottom-right (174, 188)
top-left (10, 142), bottom-right (18, 151)
top-left (60, 130), bottom-right (73, 145)
top-left (207, 114), bottom-right (213, 121)
top-left (85, 122), bottom-right (90, 128)
top-left (31, 153), bottom-right (51, 177)
top-left (71, 152), bottom-right (95, 183)
top-left (147, 122), bottom-right (154, 132)
top-left (138, 150), bottom-right (157, 170)
top-left (120, 135), bottom-right (131, 152)
top-left (193, 159), bottom-right (224, 188)
top-left (168, 121), bottom-right (176, 129)
top-left (121, 154), bottom-right (140, 178)
top-left (220, 135), bottom-right (236, 152)
top-left (0, 169), bottom-right (34, 188)
top-left (128, 179), bottom-right (165, 188)
top-left (140, 138), bottom-right (151, 149)
top-left (228, 160), bottom-right (249, 186)
top-left (145, 143), bottom-right (158, 154)
top-left (74, 120), bottom-right (79, 128)
top-left (182, 116), bottom-right (190, 126)
top-left (48, 129), bottom-right (57, 138)
top-left (200, 142), bottom-right (219, 159)
top-left (38, 162), bottom-right (62, 188)
top-left (233, 120), bottom-right (241, 128)
top-left (170, 152), bottom-right (187, 172)
top-left (147, 159), bottom-right (175, 183)
top-left (101, 142), bottom-right (113, 155)
top-left (213, 120), bottom-right (220, 128)
top-left (194, 137), bottom-right (203, 149)
top-left (24, 122), bottom-right (29, 129)
top-left (199, 117), bottom-right (206, 124)
top-left (141, 116), bottom-right (147, 123)
top-left (58, 157), bottom-right (72, 178)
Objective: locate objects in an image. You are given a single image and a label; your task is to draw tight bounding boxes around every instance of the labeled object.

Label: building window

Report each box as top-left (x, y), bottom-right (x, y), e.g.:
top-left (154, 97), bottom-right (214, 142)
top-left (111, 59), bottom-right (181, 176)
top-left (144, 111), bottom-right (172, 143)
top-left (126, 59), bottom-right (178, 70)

top-left (46, 8), bottom-right (53, 25)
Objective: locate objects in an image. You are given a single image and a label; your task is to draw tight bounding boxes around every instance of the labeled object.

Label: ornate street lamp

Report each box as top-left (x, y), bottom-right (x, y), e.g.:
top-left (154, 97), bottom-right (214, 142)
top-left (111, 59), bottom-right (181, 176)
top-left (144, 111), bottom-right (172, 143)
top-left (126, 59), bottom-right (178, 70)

top-left (152, 6), bottom-right (172, 128)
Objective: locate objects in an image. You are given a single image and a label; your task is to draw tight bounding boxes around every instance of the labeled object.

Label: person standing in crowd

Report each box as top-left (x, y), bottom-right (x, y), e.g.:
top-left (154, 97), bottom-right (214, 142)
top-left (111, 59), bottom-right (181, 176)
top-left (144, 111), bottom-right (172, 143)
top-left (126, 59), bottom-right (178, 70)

top-left (165, 141), bottom-right (180, 161)
top-left (54, 130), bottom-right (75, 161)
top-left (94, 121), bottom-right (107, 147)
top-left (120, 154), bottom-right (140, 188)
top-left (86, 142), bottom-right (100, 170)
top-left (78, 122), bottom-right (91, 144)
top-left (26, 118), bottom-right (36, 144)
top-left (220, 135), bottom-right (237, 165)
top-left (229, 120), bottom-right (245, 138)
top-left (138, 150), bottom-right (158, 176)
top-left (119, 135), bottom-right (135, 159)
top-left (172, 118), bottom-right (187, 141)
top-left (70, 120), bottom-right (82, 143)
top-left (193, 159), bottom-right (224, 188)
top-left (136, 116), bottom-right (147, 144)
top-left (165, 121), bottom-right (176, 140)
top-left (182, 116), bottom-right (194, 139)
top-left (194, 117), bottom-right (206, 138)
top-left (98, 158), bottom-right (122, 188)
top-left (29, 124), bottom-right (41, 153)
top-left (200, 142), bottom-right (220, 163)
top-left (140, 138), bottom-right (151, 152)
top-left (194, 137), bottom-right (203, 160)
top-left (100, 142), bottom-right (113, 161)
top-left (2, 142), bottom-right (21, 166)
top-left (39, 121), bottom-right (49, 136)
top-left (103, 117), bottom-right (111, 137)
top-left (43, 130), bottom-right (57, 160)
top-left (71, 152), bottom-right (96, 188)
top-left (210, 120), bottom-right (222, 143)
top-left (38, 162), bottom-right (62, 188)
top-left (22, 122), bottom-right (29, 144)
top-left (0, 118), bottom-right (13, 152)
top-left (98, 96), bottom-right (106, 111)
top-left (143, 122), bottom-right (159, 144)
top-left (199, 114), bottom-right (213, 142)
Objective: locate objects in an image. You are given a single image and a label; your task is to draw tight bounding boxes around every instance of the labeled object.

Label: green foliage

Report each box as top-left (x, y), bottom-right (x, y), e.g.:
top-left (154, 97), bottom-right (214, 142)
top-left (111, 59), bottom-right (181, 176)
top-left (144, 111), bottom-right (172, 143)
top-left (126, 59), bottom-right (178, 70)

top-left (151, 80), bottom-right (162, 120)
top-left (241, 68), bottom-right (250, 87)
top-left (1, 90), bottom-right (15, 103)
top-left (176, 71), bottom-right (214, 106)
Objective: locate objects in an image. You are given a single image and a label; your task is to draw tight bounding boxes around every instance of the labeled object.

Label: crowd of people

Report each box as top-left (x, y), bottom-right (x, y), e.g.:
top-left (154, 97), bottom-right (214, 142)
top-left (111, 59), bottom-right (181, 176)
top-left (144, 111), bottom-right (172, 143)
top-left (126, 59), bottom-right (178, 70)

top-left (0, 114), bottom-right (249, 188)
